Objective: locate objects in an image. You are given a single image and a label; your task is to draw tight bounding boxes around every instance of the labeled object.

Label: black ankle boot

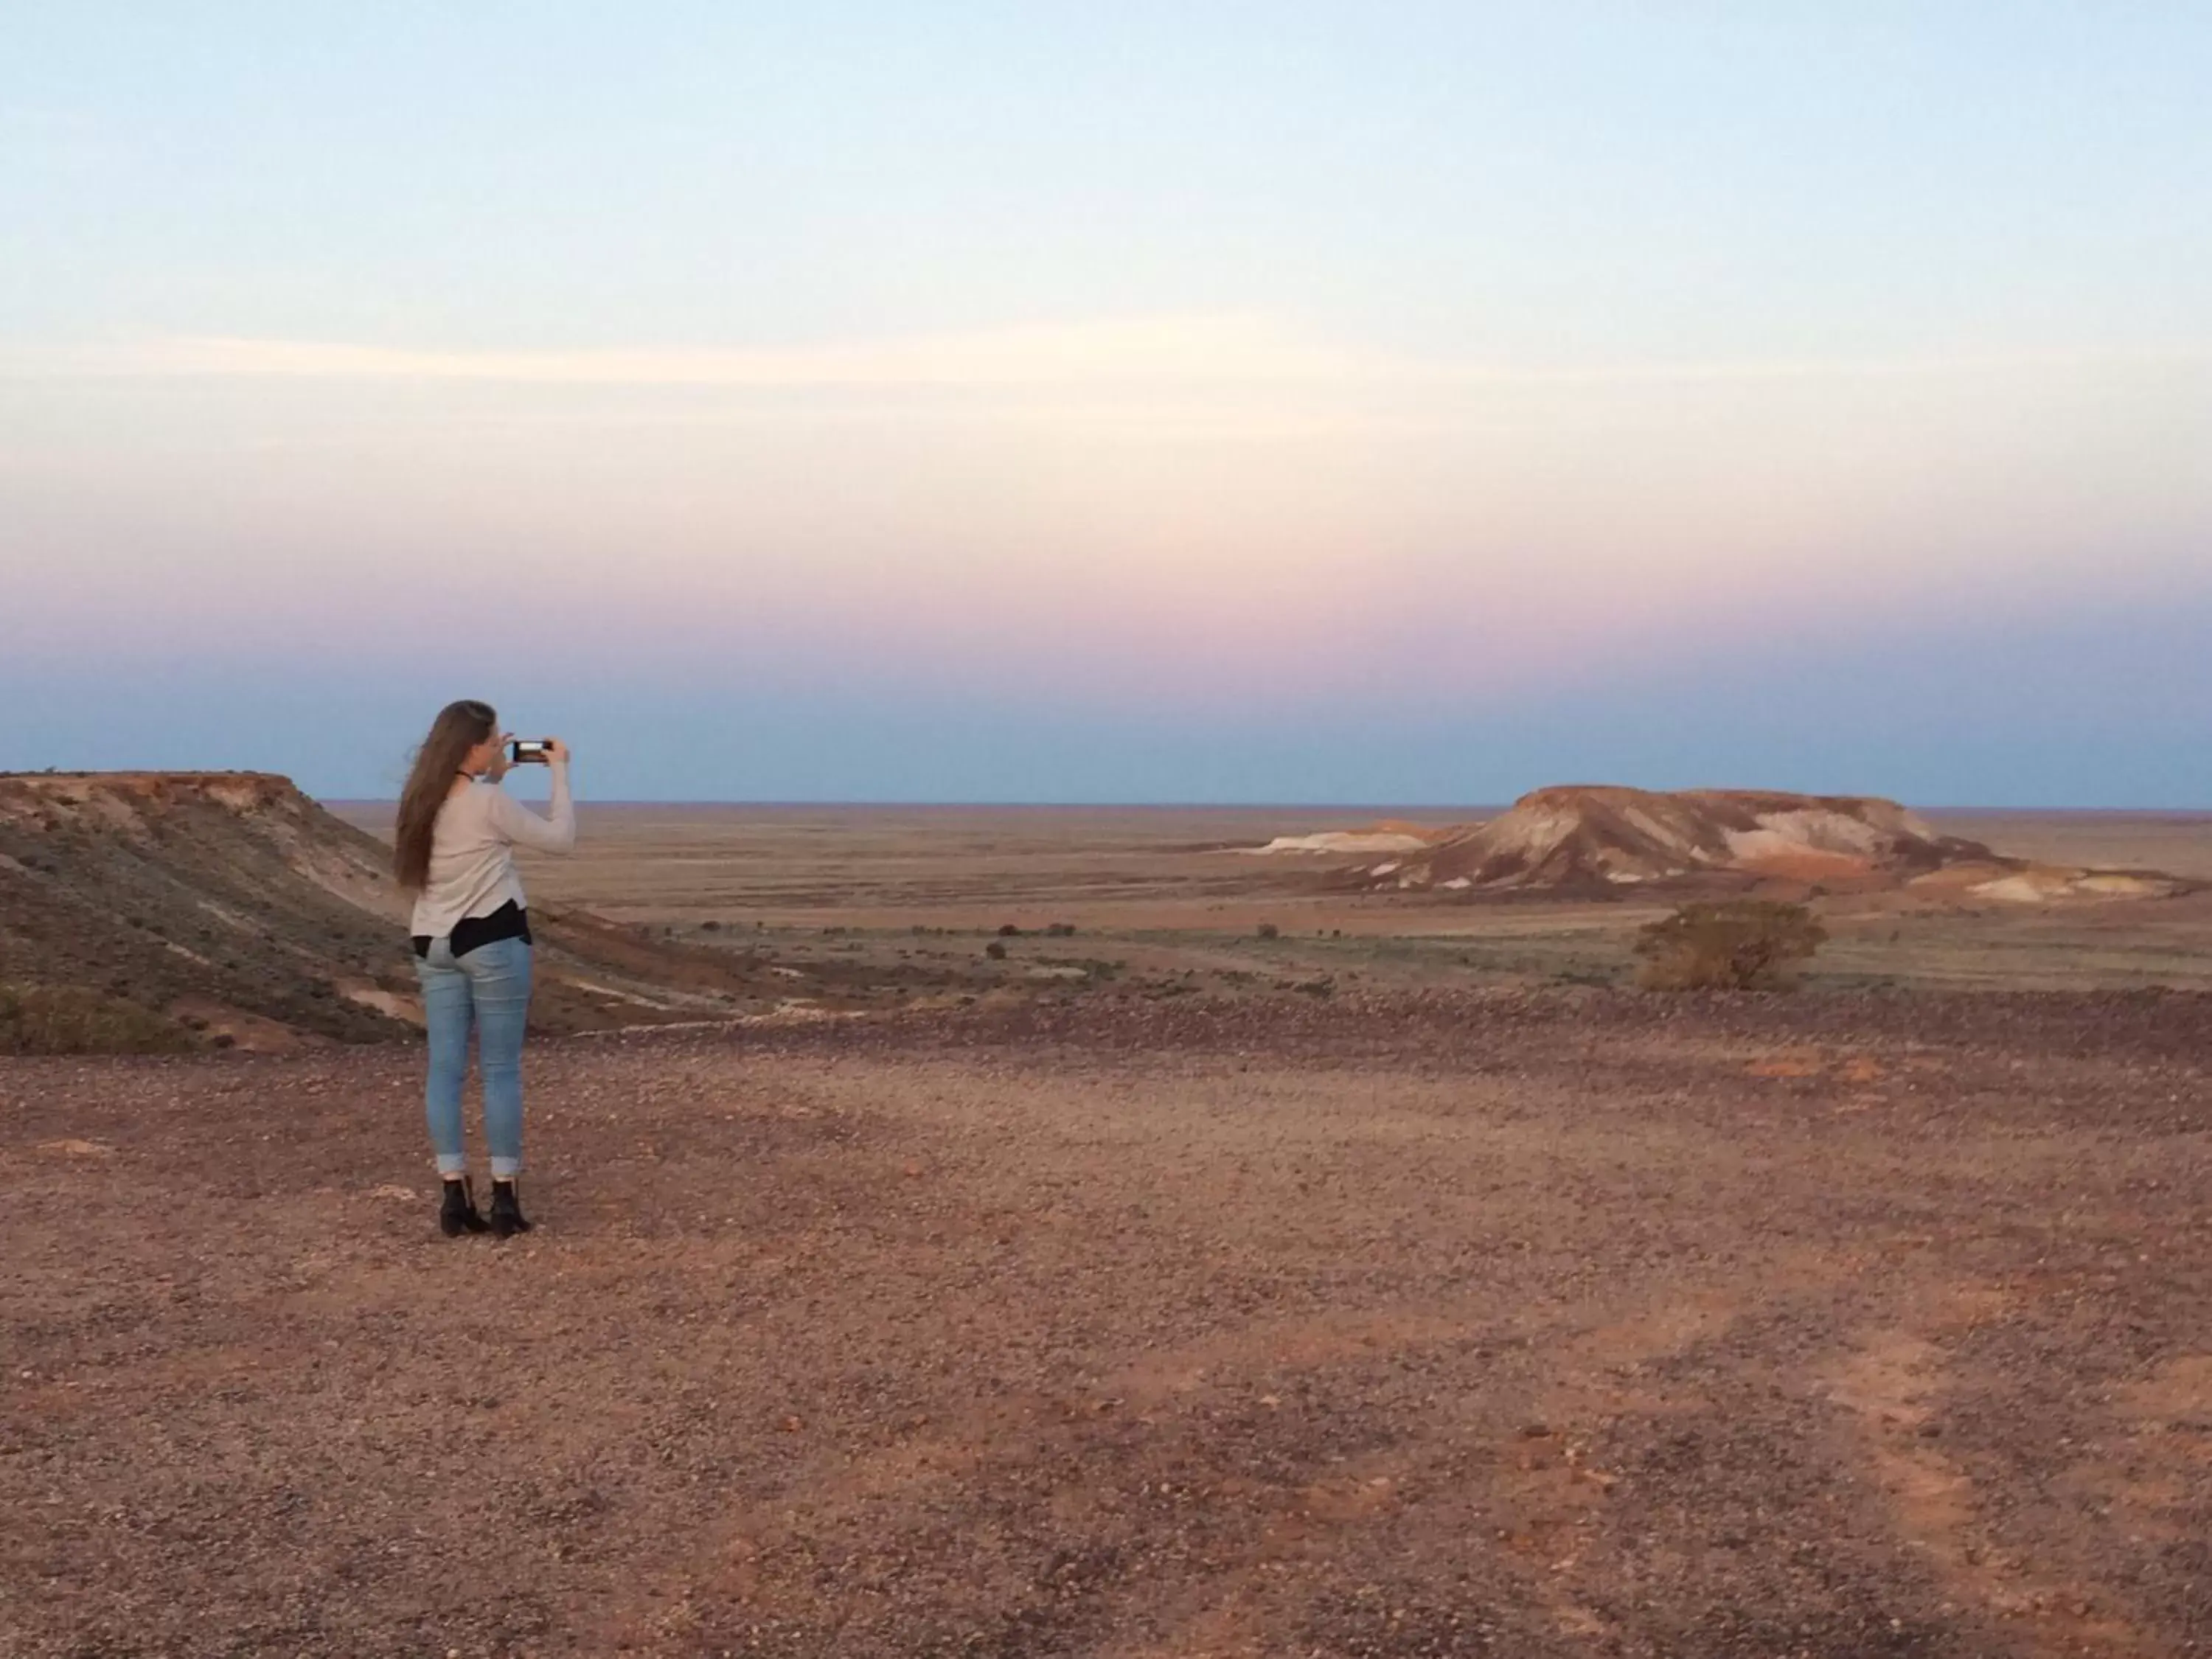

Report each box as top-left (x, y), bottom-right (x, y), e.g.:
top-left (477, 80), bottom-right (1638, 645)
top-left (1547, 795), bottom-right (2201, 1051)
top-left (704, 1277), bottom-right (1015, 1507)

top-left (489, 1179), bottom-right (532, 1239)
top-left (439, 1176), bottom-right (488, 1237)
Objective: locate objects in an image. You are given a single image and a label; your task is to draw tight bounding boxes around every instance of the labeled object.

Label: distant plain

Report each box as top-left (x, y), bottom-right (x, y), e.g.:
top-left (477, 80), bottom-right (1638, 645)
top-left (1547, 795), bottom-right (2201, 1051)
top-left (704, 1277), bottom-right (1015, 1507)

top-left (335, 801), bottom-right (2212, 995)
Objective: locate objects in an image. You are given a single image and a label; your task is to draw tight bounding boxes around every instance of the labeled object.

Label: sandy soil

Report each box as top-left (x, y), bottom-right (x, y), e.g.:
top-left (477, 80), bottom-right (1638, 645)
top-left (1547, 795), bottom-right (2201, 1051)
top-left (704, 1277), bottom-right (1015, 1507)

top-left (5, 989), bottom-right (2208, 1657)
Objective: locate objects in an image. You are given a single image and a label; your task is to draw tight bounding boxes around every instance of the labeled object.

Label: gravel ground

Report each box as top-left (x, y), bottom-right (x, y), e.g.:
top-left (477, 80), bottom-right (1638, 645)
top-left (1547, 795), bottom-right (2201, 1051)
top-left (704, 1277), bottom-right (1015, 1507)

top-left (4, 988), bottom-right (2208, 1658)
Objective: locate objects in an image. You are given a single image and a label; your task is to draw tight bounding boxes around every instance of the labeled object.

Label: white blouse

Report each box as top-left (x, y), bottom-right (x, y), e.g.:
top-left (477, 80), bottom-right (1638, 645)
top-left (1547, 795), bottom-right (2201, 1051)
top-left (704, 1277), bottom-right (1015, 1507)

top-left (408, 762), bottom-right (574, 939)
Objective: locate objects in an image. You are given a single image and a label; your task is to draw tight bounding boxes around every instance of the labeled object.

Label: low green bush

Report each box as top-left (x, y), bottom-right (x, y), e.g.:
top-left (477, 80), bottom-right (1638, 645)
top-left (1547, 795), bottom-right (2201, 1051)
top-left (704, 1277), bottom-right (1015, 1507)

top-left (1634, 900), bottom-right (1826, 991)
top-left (0, 983), bottom-right (196, 1054)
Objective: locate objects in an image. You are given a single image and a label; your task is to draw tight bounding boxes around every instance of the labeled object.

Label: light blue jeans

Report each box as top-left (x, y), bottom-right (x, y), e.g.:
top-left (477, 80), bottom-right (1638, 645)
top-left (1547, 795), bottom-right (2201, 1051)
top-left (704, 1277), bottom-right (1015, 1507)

top-left (414, 936), bottom-right (533, 1178)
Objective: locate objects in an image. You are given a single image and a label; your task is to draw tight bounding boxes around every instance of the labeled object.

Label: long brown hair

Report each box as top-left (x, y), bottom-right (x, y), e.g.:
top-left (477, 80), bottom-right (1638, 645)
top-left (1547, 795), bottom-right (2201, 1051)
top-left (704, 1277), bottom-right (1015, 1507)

top-left (394, 700), bottom-right (496, 891)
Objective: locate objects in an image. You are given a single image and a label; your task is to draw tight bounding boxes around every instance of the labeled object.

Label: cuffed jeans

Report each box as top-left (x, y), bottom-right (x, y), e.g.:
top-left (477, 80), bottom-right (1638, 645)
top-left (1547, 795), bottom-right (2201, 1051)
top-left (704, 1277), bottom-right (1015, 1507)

top-left (414, 936), bottom-right (533, 1178)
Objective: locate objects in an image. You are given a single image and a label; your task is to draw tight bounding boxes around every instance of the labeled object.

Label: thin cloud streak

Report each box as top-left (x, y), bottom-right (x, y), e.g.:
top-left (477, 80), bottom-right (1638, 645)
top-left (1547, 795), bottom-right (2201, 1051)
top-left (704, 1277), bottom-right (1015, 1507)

top-left (4, 319), bottom-right (2200, 392)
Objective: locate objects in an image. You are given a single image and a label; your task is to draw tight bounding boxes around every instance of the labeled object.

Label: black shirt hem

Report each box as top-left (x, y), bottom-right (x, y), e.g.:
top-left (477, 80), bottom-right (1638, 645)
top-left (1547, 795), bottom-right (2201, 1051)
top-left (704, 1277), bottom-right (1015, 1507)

top-left (411, 899), bottom-right (532, 960)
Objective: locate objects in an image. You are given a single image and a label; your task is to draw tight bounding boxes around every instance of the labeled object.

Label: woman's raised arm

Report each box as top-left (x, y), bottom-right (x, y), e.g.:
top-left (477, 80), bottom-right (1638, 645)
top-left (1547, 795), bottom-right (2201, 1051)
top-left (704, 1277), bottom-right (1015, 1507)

top-left (490, 743), bottom-right (575, 855)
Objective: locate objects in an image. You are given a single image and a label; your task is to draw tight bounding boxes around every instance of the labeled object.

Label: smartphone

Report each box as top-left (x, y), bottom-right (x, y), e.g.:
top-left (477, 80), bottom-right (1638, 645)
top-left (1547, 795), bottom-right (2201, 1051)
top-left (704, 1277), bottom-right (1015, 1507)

top-left (508, 740), bottom-right (554, 765)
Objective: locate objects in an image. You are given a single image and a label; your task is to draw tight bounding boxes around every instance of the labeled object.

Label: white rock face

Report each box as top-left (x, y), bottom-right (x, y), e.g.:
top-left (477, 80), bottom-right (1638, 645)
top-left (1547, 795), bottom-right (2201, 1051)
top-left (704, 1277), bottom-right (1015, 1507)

top-left (1242, 832), bottom-right (1433, 856)
top-left (1301, 784), bottom-right (2189, 905)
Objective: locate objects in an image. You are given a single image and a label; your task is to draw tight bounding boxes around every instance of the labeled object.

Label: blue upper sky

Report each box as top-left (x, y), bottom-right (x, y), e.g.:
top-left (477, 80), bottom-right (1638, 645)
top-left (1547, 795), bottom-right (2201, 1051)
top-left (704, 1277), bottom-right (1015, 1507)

top-left (4, 4), bottom-right (2208, 803)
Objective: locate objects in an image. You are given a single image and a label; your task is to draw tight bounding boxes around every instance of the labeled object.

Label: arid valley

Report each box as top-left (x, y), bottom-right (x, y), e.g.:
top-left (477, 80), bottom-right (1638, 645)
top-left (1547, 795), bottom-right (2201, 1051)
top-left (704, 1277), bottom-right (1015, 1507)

top-left (5, 787), bottom-right (2211, 1656)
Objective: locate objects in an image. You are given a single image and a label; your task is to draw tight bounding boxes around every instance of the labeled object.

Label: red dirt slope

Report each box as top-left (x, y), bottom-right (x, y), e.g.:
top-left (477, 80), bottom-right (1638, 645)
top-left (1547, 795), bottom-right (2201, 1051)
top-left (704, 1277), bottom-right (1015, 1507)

top-left (0, 772), bottom-right (885, 1051)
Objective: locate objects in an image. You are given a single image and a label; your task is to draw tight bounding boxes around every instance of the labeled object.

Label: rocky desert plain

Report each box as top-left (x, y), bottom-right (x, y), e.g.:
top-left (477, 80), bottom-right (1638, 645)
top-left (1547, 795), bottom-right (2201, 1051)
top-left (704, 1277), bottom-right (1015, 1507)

top-left (4, 773), bottom-right (2211, 1658)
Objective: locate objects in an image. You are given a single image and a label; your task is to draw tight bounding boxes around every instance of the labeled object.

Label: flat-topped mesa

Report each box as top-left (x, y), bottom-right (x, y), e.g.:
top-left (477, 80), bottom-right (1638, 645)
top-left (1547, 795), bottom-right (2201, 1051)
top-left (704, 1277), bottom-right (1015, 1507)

top-left (0, 769), bottom-right (392, 901)
top-left (1, 769), bottom-right (310, 817)
top-left (1326, 785), bottom-right (2186, 901)
top-left (0, 770), bottom-right (835, 1051)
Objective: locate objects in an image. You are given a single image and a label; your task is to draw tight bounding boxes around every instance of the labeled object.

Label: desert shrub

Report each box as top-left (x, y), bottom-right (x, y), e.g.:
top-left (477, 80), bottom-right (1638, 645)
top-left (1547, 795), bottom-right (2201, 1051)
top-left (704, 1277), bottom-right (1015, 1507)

top-left (0, 983), bottom-right (195, 1054)
top-left (996, 923), bottom-right (1022, 937)
top-left (1634, 901), bottom-right (1826, 991)
top-left (1045, 922), bottom-right (1077, 937)
top-left (1255, 922), bottom-right (1280, 940)
top-left (984, 940), bottom-right (1008, 960)
top-left (700, 919), bottom-right (721, 932)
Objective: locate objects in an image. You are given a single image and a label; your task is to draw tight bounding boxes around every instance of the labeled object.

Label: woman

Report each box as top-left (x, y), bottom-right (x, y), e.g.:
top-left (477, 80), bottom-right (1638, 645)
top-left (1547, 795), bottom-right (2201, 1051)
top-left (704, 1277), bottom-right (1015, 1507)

top-left (393, 700), bottom-right (575, 1238)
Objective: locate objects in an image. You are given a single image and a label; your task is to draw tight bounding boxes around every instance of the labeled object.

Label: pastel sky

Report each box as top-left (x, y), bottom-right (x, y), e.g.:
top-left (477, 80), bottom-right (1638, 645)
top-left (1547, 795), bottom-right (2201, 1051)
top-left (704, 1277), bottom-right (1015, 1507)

top-left (4, 3), bottom-right (2208, 804)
